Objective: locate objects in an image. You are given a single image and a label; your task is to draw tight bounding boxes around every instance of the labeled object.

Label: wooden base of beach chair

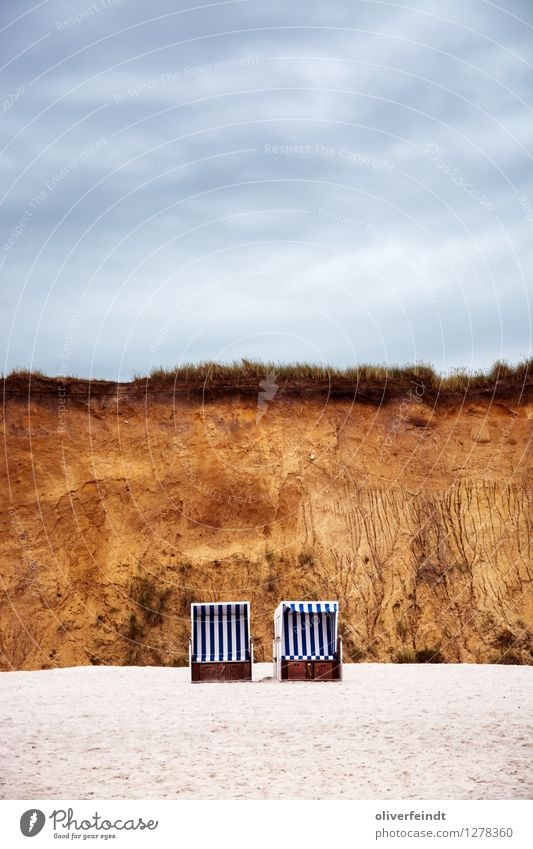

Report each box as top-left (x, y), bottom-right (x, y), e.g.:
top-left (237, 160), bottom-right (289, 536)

top-left (281, 659), bottom-right (342, 681)
top-left (191, 660), bottom-right (252, 682)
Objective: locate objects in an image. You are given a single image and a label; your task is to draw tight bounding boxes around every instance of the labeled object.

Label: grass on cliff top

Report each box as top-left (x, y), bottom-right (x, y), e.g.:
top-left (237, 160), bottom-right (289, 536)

top-left (5, 357), bottom-right (532, 391)
top-left (133, 357), bottom-right (532, 391)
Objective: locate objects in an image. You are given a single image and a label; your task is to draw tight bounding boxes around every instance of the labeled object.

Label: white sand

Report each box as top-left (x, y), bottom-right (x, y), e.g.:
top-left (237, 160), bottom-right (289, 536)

top-left (1, 664), bottom-right (531, 800)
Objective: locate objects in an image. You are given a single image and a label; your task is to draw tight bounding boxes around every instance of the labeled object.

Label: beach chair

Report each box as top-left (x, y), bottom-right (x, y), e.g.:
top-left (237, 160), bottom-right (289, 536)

top-left (273, 601), bottom-right (342, 681)
top-left (189, 602), bottom-right (253, 682)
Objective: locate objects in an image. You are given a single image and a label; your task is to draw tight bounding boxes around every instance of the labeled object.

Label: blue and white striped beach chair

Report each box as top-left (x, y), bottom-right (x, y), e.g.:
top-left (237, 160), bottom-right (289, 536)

top-left (190, 602), bottom-right (253, 682)
top-left (273, 601), bottom-right (342, 681)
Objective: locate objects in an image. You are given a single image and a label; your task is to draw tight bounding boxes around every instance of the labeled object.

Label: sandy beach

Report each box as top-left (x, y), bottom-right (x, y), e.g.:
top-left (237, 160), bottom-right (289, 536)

top-left (1, 663), bottom-right (531, 800)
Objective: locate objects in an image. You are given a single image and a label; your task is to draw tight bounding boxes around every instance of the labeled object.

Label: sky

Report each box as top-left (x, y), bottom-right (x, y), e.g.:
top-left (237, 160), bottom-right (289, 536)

top-left (0, 0), bottom-right (531, 379)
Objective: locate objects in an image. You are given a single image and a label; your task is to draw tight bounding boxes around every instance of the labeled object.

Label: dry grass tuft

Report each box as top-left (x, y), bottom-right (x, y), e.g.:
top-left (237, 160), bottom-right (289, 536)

top-left (5, 367), bottom-right (47, 379)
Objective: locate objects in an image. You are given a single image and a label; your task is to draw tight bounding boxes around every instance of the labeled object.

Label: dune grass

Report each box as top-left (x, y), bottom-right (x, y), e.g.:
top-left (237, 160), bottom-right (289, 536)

top-left (132, 357), bottom-right (532, 392)
top-left (4, 367), bottom-right (47, 379)
top-left (5, 357), bottom-right (532, 392)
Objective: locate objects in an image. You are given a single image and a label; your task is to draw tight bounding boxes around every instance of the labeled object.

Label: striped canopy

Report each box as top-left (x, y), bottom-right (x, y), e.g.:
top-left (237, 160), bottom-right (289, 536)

top-left (191, 602), bottom-right (250, 663)
top-left (282, 602), bottom-right (338, 614)
top-left (279, 602), bottom-right (338, 660)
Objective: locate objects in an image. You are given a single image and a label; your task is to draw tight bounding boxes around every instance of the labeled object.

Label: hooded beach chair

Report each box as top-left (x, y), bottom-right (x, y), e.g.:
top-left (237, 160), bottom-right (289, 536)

top-left (189, 602), bottom-right (253, 682)
top-left (273, 601), bottom-right (342, 681)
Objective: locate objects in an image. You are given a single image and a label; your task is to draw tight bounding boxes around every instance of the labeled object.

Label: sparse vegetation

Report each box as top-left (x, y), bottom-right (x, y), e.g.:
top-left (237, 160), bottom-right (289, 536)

top-left (491, 651), bottom-right (532, 666)
top-left (492, 627), bottom-right (519, 651)
top-left (347, 645), bottom-right (366, 662)
top-left (395, 620), bottom-right (409, 640)
top-left (130, 576), bottom-right (172, 626)
top-left (262, 550), bottom-right (281, 594)
top-left (365, 642), bottom-right (379, 658)
top-left (170, 653), bottom-right (189, 667)
top-left (178, 588), bottom-right (195, 616)
top-left (393, 647), bottom-right (445, 663)
top-left (414, 647), bottom-right (445, 664)
top-left (177, 560), bottom-right (192, 576)
top-left (126, 612), bottom-right (143, 641)
top-left (393, 649), bottom-right (416, 663)
top-left (489, 625), bottom-right (533, 665)
top-left (298, 550), bottom-right (314, 568)
top-left (5, 367), bottom-right (47, 379)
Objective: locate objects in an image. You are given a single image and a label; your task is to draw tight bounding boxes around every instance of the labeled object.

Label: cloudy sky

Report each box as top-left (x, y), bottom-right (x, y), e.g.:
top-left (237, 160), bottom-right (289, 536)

top-left (1, 0), bottom-right (531, 379)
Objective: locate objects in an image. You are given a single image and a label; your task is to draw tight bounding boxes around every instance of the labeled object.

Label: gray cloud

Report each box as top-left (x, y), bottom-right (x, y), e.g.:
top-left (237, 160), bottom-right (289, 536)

top-left (1, 0), bottom-right (531, 378)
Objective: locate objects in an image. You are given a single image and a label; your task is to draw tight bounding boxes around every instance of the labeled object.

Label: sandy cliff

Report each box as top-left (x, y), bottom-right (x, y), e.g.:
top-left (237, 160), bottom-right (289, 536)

top-left (1, 373), bottom-right (532, 669)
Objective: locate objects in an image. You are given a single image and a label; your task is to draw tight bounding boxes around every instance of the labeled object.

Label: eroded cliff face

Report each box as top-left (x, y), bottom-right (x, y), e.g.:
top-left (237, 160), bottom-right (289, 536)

top-left (1, 377), bottom-right (532, 669)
